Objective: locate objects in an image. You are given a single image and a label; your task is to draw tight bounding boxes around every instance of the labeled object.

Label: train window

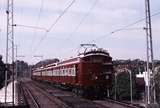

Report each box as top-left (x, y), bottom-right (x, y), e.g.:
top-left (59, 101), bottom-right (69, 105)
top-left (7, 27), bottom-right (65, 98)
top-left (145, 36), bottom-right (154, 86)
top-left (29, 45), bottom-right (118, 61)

top-left (47, 70), bottom-right (49, 76)
top-left (57, 70), bottom-right (59, 76)
top-left (69, 68), bottom-right (75, 76)
top-left (63, 69), bottom-right (65, 76)
top-left (42, 71), bottom-right (44, 76)
top-left (49, 70), bottom-right (51, 76)
top-left (46, 70), bottom-right (49, 76)
top-left (55, 70), bottom-right (57, 76)
top-left (62, 69), bottom-right (64, 76)
top-left (44, 71), bottom-right (46, 76)
top-left (53, 70), bottom-right (55, 76)
top-left (61, 69), bottom-right (63, 76)
top-left (65, 69), bottom-right (67, 76)
top-left (71, 69), bottom-right (73, 75)
top-left (54, 70), bottom-right (57, 76)
top-left (66, 69), bottom-right (68, 76)
top-left (46, 70), bottom-right (48, 76)
top-left (59, 69), bottom-right (61, 76)
top-left (58, 69), bottom-right (60, 76)
top-left (56, 70), bottom-right (58, 76)
top-left (69, 69), bottom-right (72, 74)
top-left (51, 70), bottom-right (53, 76)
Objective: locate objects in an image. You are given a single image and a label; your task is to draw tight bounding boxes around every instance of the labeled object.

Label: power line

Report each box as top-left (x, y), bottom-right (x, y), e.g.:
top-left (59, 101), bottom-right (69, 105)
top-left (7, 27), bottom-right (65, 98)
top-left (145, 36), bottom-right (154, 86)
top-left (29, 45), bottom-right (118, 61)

top-left (37, 0), bottom-right (44, 23)
top-left (88, 10), bottom-right (160, 43)
top-left (13, 24), bottom-right (48, 31)
top-left (66, 0), bottom-right (98, 41)
top-left (47, 0), bottom-right (76, 32)
top-left (33, 0), bottom-right (76, 54)
top-left (29, 0), bottom-right (44, 52)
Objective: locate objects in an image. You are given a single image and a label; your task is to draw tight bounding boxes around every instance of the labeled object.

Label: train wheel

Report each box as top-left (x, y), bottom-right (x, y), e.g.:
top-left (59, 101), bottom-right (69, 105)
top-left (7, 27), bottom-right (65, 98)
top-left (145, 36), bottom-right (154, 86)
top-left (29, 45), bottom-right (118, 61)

top-left (77, 88), bottom-right (84, 97)
top-left (72, 88), bottom-right (78, 94)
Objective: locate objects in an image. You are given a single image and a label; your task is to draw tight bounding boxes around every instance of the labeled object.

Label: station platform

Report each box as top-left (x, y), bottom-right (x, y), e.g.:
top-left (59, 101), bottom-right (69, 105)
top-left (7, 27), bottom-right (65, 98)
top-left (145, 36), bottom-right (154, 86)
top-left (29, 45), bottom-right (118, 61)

top-left (0, 81), bottom-right (18, 106)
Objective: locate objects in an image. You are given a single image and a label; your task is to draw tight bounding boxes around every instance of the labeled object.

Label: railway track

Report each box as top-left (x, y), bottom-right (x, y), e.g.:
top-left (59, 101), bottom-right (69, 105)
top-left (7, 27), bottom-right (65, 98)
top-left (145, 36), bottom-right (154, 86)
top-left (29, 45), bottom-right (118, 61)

top-left (20, 80), bottom-right (64, 108)
top-left (94, 99), bottom-right (144, 108)
top-left (31, 81), bottom-right (106, 108)
top-left (21, 83), bottom-right (40, 108)
top-left (20, 79), bottom-right (144, 108)
top-left (33, 80), bottom-right (144, 108)
top-left (20, 79), bottom-right (107, 108)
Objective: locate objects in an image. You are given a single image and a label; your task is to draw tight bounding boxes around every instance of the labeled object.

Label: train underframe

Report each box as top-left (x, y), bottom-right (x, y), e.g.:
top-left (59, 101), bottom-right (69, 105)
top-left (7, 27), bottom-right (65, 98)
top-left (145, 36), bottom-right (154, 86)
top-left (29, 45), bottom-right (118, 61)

top-left (72, 85), bottom-right (110, 99)
top-left (32, 77), bottom-right (110, 99)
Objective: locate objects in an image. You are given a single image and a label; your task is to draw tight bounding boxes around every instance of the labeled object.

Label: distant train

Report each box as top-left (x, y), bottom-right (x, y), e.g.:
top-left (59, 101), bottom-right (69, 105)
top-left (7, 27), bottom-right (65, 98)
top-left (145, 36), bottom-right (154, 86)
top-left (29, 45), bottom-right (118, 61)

top-left (32, 47), bottom-right (113, 98)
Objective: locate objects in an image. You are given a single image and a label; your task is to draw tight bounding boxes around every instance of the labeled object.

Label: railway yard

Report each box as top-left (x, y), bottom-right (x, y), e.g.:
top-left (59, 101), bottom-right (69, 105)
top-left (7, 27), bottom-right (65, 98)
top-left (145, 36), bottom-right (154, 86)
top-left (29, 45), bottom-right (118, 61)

top-left (17, 78), bottom-right (143, 108)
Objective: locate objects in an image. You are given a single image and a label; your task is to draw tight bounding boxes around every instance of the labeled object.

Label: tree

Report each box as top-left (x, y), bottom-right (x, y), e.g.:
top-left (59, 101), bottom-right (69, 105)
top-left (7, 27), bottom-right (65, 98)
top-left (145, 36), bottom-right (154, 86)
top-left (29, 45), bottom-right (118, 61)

top-left (0, 55), bottom-right (6, 88)
top-left (155, 66), bottom-right (160, 104)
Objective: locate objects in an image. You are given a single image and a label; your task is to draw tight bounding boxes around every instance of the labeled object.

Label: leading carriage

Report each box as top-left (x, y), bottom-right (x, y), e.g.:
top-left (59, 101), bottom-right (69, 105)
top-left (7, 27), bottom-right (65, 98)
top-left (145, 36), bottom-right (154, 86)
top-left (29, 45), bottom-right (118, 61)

top-left (32, 44), bottom-right (113, 98)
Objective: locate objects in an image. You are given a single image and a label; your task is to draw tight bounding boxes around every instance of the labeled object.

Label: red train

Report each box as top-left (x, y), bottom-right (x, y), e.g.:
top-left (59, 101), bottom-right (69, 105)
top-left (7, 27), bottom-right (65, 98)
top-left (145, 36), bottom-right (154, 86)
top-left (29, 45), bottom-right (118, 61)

top-left (32, 47), bottom-right (113, 98)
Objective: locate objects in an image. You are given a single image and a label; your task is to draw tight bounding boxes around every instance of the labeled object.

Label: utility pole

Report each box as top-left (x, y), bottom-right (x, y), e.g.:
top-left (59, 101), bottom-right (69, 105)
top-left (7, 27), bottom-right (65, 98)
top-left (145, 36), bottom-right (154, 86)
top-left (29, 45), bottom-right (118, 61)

top-left (145, 0), bottom-right (156, 105)
top-left (114, 72), bottom-right (117, 100)
top-left (15, 45), bottom-right (18, 80)
top-left (5, 0), bottom-right (15, 106)
top-left (125, 68), bottom-right (133, 104)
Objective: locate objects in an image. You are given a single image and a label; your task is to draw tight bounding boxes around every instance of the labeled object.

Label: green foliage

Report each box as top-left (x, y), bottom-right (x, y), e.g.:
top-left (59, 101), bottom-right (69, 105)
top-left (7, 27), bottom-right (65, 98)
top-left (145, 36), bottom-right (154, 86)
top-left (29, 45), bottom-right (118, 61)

top-left (110, 59), bottom-right (149, 101)
top-left (155, 67), bottom-right (160, 104)
top-left (110, 72), bottom-right (138, 101)
top-left (117, 72), bottom-right (137, 100)
top-left (117, 73), bottom-right (130, 100)
top-left (0, 58), bottom-right (6, 88)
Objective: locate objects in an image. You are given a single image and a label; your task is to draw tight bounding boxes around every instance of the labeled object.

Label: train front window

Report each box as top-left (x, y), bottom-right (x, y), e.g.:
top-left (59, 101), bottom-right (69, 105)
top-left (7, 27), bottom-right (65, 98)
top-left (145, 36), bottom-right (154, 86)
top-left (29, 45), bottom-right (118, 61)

top-left (102, 65), bottom-right (112, 75)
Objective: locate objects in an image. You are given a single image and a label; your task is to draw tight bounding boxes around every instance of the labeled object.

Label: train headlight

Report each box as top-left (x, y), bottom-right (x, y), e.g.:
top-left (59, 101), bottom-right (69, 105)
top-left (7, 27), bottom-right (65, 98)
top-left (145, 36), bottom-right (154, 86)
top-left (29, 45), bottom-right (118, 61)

top-left (105, 75), bottom-right (109, 79)
top-left (95, 76), bottom-right (98, 80)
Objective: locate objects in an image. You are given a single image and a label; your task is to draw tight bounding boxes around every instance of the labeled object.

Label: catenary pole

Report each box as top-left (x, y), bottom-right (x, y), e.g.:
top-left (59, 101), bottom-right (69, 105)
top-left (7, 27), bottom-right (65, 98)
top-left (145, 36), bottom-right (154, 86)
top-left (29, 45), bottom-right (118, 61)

top-left (145, 0), bottom-right (156, 105)
top-left (5, 0), bottom-right (15, 106)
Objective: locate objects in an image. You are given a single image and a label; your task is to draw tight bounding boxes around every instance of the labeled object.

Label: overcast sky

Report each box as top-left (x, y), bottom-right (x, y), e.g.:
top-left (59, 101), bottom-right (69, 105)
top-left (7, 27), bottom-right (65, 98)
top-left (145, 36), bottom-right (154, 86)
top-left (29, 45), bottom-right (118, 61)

top-left (0, 0), bottom-right (160, 64)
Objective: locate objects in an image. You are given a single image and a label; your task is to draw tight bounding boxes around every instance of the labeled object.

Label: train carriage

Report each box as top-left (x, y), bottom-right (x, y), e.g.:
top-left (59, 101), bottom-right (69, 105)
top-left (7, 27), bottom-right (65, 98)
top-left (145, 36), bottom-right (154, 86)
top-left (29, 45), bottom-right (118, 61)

top-left (32, 47), bottom-right (113, 98)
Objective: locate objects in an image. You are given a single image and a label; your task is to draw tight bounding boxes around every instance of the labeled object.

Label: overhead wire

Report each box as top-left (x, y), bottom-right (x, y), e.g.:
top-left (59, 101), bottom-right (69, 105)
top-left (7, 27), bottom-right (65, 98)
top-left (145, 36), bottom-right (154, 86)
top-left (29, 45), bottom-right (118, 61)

top-left (30, 0), bottom-right (44, 52)
top-left (32, 0), bottom-right (76, 54)
top-left (88, 10), bottom-right (160, 44)
top-left (24, 0), bottom-right (160, 60)
top-left (65, 0), bottom-right (98, 41)
top-left (13, 24), bottom-right (47, 31)
top-left (47, 0), bottom-right (76, 32)
top-left (60, 0), bottom-right (98, 57)
top-left (37, 0), bottom-right (44, 24)
top-left (63, 10), bottom-right (160, 58)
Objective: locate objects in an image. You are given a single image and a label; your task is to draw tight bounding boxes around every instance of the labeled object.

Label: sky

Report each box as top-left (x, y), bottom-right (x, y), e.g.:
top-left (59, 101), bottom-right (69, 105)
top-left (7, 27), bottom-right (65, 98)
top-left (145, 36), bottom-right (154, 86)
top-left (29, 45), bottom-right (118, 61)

top-left (0, 0), bottom-right (160, 64)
